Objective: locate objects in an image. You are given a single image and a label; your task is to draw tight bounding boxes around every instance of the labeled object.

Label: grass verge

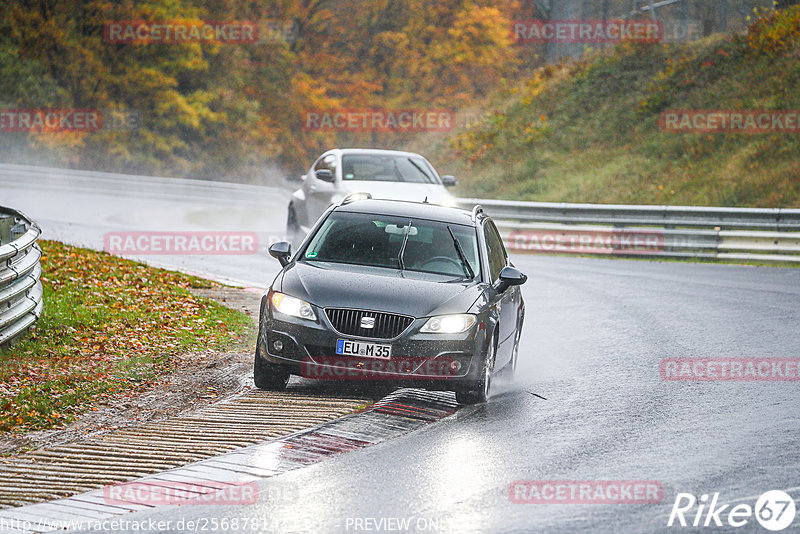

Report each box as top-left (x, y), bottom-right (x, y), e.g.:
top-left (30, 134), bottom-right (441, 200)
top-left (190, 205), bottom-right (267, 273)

top-left (0, 240), bottom-right (252, 435)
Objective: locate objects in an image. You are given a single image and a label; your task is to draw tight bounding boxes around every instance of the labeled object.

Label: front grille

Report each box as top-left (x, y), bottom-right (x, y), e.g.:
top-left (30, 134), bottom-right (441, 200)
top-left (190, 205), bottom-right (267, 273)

top-left (325, 308), bottom-right (414, 340)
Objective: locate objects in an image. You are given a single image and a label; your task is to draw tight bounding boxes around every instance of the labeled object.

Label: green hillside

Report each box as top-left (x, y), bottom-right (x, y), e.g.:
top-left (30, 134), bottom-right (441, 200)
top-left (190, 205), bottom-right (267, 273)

top-left (430, 6), bottom-right (800, 207)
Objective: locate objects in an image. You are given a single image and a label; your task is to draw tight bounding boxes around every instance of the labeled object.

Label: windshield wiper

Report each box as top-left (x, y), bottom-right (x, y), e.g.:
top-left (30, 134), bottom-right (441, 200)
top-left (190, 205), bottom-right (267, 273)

top-left (447, 225), bottom-right (475, 279)
top-left (397, 219), bottom-right (413, 270)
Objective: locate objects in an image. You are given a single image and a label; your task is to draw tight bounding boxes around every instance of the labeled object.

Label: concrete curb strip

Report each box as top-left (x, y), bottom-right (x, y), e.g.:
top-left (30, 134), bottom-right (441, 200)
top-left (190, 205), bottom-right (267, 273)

top-left (0, 389), bottom-right (458, 534)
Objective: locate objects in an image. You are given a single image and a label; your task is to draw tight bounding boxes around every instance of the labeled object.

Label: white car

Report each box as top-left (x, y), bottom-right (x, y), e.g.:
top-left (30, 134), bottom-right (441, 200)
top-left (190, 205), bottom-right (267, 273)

top-left (287, 149), bottom-right (458, 241)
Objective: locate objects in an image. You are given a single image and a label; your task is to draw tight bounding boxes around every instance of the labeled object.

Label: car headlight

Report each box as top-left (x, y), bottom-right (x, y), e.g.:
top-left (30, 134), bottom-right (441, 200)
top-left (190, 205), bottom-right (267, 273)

top-left (271, 292), bottom-right (316, 320)
top-left (420, 314), bottom-right (476, 334)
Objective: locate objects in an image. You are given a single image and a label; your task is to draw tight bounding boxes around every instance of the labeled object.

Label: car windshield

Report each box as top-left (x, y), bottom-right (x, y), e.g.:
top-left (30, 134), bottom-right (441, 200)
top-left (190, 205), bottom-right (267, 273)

top-left (302, 211), bottom-right (479, 279)
top-left (341, 155), bottom-right (439, 184)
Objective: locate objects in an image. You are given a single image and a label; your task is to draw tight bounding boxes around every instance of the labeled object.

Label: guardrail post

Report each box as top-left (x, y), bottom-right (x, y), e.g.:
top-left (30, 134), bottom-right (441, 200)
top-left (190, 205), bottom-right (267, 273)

top-left (0, 214), bottom-right (11, 243)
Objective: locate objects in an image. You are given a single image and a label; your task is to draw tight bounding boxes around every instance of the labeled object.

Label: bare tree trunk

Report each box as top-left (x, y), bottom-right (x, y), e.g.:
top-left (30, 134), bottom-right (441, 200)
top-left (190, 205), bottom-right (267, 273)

top-left (720, 0), bottom-right (728, 31)
top-left (693, 0), bottom-right (716, 36)
top-left (534, 0), bottom-right (553, 64)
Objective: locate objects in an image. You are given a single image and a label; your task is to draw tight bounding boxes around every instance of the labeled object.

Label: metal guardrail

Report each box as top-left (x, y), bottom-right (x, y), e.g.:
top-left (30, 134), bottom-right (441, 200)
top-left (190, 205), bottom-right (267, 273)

top-left (456, 199), bottom-right (800, 263)
top-left (0, 206), bottom-right (43, 347)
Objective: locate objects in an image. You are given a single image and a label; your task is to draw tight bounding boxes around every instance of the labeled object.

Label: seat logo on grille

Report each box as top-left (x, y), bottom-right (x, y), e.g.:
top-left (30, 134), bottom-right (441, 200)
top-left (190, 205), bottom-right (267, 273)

top-left (360, 316), bottom-right (376, 329)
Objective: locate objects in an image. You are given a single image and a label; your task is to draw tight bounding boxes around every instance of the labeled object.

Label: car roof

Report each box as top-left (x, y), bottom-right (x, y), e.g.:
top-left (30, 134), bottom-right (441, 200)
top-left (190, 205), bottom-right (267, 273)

top-left (334, 198), bottom-right (476, 226)
top-left (336, 148), bottom-right (427, 159)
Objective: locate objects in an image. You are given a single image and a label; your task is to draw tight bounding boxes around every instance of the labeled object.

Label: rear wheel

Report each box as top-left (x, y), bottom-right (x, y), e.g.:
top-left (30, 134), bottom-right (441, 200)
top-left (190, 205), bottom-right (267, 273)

top-left (509, 314), bottom-right (523, 379)
top-left (509, 340), bottom-right (519, 380)
top-left (254, 329), bottom-right (290, 391)
top-left (455, 332), bottom-right (496, 405)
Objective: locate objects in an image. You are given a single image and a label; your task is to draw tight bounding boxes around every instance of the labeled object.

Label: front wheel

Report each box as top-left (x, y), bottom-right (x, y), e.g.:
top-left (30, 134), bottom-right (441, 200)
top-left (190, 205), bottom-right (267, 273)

top-left (287, 204), bottom-right (299, 233)
top-left (287, 204), bottom-right (303, 250)
top-left (254, 330), bottom-right (290, 391)
top-left (455, 333), bottom-right (496, 405)
top-left (254, 353), bottom-right (290, 391)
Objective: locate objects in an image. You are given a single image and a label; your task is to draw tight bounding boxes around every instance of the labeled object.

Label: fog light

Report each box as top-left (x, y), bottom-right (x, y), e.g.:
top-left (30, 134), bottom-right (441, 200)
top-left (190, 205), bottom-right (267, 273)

top-left (272, 340), bottom-right (284, 353)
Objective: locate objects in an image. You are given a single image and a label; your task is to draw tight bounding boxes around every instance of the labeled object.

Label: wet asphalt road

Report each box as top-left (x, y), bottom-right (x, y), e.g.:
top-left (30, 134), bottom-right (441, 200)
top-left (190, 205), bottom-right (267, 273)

top-left (0, 164), bottom-right (288, 286)
top-left (86, 256), bottom-right (800, 534)
top-left (3, 166), bottom-right (799, 533)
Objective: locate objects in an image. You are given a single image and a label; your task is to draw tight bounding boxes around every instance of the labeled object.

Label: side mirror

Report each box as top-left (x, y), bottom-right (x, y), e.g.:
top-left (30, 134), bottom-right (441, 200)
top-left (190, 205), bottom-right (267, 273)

top-left (314, 169), bottom-right (334, 182)
top-left (494, 266), bottom-right (527, 293)
top-left (269, 241), bottom-right (292, 267)
top-left (441, 175), bottom-right (458, 187)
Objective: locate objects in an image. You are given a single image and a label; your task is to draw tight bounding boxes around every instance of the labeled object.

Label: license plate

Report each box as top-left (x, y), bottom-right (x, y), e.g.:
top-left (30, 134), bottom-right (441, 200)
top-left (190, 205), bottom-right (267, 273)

top-left (336, 339), bottom-right (392, 359)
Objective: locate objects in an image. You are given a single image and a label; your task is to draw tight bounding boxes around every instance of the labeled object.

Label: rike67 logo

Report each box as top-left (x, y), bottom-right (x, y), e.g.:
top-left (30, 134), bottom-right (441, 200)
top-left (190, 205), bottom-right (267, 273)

top-left (668, 490), bottom-right (796, 531)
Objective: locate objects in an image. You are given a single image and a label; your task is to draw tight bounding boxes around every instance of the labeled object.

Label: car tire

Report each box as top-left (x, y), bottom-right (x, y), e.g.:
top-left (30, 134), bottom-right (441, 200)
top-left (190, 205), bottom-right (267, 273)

top-left (254, 330), bottom-right (290, 391)
top-left (509, 314), bottom-right (523, 380)
top-left (287, 204), bottom-right (300, 242)
top-left (509, 340), bottom-right (519, 381)
top-left (455, 331), bottom-right (496, 405)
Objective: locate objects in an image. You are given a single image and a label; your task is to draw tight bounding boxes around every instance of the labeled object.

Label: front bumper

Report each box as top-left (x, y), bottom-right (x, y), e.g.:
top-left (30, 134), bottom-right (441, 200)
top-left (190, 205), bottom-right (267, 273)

top-left (257, 304), bottom-right (488, 390)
